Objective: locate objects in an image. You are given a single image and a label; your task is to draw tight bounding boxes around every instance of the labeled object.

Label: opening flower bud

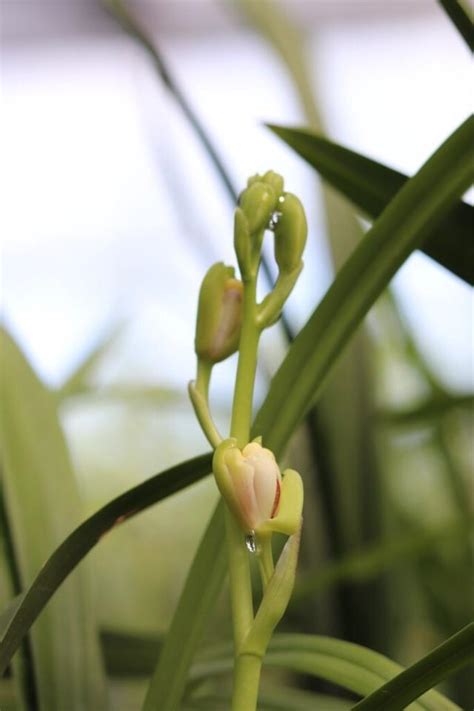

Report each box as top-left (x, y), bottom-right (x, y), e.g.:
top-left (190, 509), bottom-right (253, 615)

top-left (213, 439), bottom-right (282, 533)
top-left (195, 263), bottom-right (243, 363)
top-left (274, 192), bottom-right (308, 274)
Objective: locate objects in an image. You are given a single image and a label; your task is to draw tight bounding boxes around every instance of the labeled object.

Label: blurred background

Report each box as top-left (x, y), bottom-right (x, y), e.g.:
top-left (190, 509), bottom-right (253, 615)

top-left (1, 0), bottom-right (473, 708)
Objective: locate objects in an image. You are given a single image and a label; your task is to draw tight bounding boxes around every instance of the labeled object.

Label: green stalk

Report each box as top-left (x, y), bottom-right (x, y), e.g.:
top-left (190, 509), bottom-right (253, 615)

top-left (230, 278), bottom-right (260, 447)
top-left (226, 275), bottom-right (263, 708)
top-left (232, 653), bottom-right (263, 711)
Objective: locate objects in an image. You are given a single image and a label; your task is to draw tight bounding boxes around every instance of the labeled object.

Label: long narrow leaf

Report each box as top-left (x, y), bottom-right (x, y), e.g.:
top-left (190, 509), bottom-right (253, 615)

top-left (0, 450), bottom-right (212, 674)
top-left (438, 0), bottom-right (474, 52)
top-left (0, 329), bottom-right (107, 708)
top-left (268, 125), bottom-right (474, 285)
top-left (142, 504), bottom-right (226, 710)
top-left (190, 634), bottom-right (459, 711)
top-left (353, 623), bottom-right (474, 711)
top-left (255, 117), bottom-right (474, 449)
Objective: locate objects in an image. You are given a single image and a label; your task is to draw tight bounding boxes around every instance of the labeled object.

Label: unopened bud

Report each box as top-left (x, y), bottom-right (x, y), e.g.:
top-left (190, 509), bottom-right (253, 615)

top-left (239, 182), bottom-right (278, 235)
top-left (213, 439), bottom-right (281, 533)
top-left (274, 192), bottom-right (307, 274)
top-left (195, 263), bottom-right (243, 363)
top-left (261, 170), bottom-right (284, 196)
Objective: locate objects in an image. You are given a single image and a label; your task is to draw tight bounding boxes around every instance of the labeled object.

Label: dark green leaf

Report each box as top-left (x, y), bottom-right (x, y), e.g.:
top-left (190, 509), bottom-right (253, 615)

top-left (438, 0), bottom-right (474, 52)
top-left (255, 117), bottom-right (474, 450)
top-left (353, 623), bottom-right (474, 710)
top-left (0, 449), bottom-right (212, 674)
top-left (267, 124), bottom-right (474, 285)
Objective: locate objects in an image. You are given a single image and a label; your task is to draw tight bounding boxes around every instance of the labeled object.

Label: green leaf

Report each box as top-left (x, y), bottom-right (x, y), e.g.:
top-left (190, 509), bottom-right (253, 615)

top-left (438, 0), bottom-right (474, 52)
top-left (353, 623), bottom-right (474, 711)
top-left (255, 116), bottom-right (474, 450)
top-left (0, 442), bottom-right (212, 675)
top-left (185, 686), bottom-right (352, 710)
top-left (142, 504), bottom-right (227, 710)
top-left (191, 634), bottom-right (459, 711)
top-left (267, 125), bottom-right (474, 285)
top-left (0, 328), bottom-right (107, 708)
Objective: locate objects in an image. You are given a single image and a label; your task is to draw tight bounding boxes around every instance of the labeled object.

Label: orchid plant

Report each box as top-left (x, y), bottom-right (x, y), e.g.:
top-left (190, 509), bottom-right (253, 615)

top-left (189, 171), bottom-right (305, 708)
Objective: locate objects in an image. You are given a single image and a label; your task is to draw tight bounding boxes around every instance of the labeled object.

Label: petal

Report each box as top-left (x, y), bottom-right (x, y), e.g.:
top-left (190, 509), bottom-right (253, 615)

top-left (257, 469), bottom-right (303, 536)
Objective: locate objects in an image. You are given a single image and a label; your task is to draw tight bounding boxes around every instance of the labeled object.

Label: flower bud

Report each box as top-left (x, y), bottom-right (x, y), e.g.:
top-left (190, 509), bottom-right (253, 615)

top-left (195, 263), bottom-right (243, 363)
top-left (234, 207), bottom-right (252, 278)
top-left (274, 192), bottom-right (307, 274)
top-left (239, 182), bottom-right (278, 235)
top-left (213, 439), bottom-right (281, 533)
top-left (261, 170), bottom-right (284, 196)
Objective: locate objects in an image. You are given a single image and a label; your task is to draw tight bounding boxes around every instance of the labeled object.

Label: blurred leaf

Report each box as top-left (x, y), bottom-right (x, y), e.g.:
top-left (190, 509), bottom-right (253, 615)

top-left (438, 0), bottom-right (474, 51)
top-left (353, 623), bottom-right (474, 710)
top-left (0, 328), bottom-right (107, 709)
top-left (293, 516), bottom-right (474, 601)
top-left (255, 116), bottom-right (474, 450)
top-left (142, 504), bottom-right (226, 710)
top-left (59, 323), bottom-right (124, 398)
top-left (0, 449), bottom-right (212, 674)
top-left (376, 393), bottom-right (474, 427)
top-left (101, 629), bottom-right (161, 676)
top-left (268, 125), bottom-right (474, 285)
top-left (191, 634), bottom-right (459, 711)
top-left (185, 686), bottom-right (352, 710)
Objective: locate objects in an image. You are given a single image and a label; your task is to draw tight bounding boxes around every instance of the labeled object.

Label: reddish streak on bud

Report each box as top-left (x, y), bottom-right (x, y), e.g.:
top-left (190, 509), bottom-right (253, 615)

top-left (271, 478), bottom-right (281, 519)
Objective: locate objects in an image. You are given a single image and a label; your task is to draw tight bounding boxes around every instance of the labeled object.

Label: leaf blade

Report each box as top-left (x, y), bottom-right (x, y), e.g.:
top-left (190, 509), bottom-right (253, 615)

top-left (352, 623), bottom-right (474, 711)
top-left (190, 633), bottom-right (459, 711)
top-left (438, 0), bottom-right (474, 52)
top-left (267, 124), bottom-right (474, 284)
top-left (0, 442), bottom-right (212, 674)
top-left (255, 116), bottom-right (474, 450)
top-left (0, 329), bottom-right (107, 708)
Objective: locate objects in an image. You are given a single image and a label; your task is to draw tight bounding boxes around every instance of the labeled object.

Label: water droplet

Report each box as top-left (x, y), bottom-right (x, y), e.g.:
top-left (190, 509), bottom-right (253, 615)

top-left (245, 533), bottom-right (257, 553)
top-left (278, 195), bottom-right (285, 204)
top-left (268, 211), bottom-right (282, 231)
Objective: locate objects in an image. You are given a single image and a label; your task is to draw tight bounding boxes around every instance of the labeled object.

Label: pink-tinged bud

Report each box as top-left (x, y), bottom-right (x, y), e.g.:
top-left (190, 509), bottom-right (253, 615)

top-left (213, 439), bottom-right (281, 533)
top-left (194, 263), bottom-right (243, 363)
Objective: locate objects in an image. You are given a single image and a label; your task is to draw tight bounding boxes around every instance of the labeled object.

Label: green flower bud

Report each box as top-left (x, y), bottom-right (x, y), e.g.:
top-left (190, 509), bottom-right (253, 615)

top-left (262, 170), bottom-right (284, 196)
top-left (234, 207), bottom-right (251, 278)
top-left (274, 192), bottom-right (307, 274)
top-left (239, 182), bottom-right (277, 235)
top-left (195, 263), bottom-right (243, 363)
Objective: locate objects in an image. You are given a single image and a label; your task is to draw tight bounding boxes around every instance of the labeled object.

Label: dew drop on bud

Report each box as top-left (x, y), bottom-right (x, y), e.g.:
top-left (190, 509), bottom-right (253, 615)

top-left (268, 211), bottom-right (282, 231)
top-left (245, 533), bottom-right (257, 553)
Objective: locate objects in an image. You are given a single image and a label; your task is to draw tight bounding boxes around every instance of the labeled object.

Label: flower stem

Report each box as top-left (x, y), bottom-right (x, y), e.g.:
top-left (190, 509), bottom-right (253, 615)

top-left (231, 653), bottom-right (263, 711)
top-left (226, 273), bottom-right (263, 709)
top-left (230, 278), bottom-right (259, 447)
top-left (188, 359), bottom-right (222, 448)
